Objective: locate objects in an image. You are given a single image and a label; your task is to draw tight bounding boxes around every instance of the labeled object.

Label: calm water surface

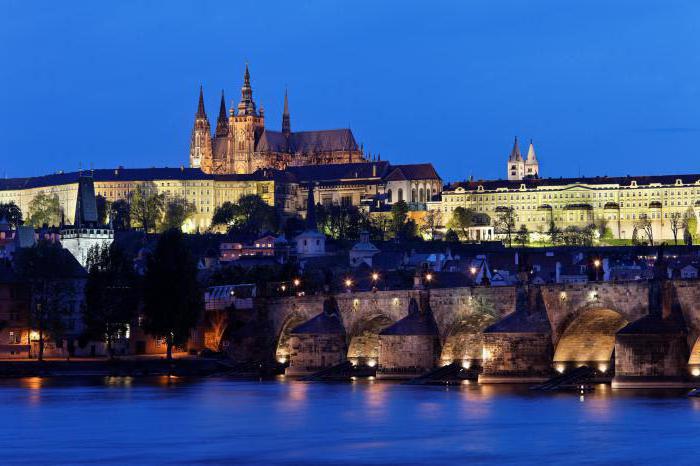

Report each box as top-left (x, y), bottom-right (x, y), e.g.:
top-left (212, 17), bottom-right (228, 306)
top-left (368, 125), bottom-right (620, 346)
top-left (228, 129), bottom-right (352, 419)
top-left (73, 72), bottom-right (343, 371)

top-left (0, 376), bottom-right (698, 465)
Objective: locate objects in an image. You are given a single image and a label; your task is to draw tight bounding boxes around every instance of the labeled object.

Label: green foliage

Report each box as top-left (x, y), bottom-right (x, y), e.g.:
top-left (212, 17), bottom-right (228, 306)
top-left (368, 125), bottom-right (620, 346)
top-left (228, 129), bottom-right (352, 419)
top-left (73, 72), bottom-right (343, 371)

top-left (110, 199), bottom-right (131, 230)
top-left (494, 207), bottom-right (517, 247)
top-left (130, 184), bottom-right (165, 233)
top-left (0, 202), bottom-right (23, 228)
top-left (389, 201), bottom-right (417, 241)
top-left (84, 242), bottom-right (139, 357)
top-left (562, 224), bottom-right (596, 246)
top-left (142, 229), bottom-right (203, 359)
top-left (515, 224), bottom-right (529, 247)
top-left (315, 204), bottom-right (367, 240)
top-left (448, 206), bottom-right (473, 240)
top-left (444, 229), bottom-right (459, 242)
top-left (27, 192), bottom-right (61, 227)
top-left (95, 195), bottom-right (109, 224)
top-left (161, 197), bottom-right (197, 232)
top-left (547, 220), bottom-right (563, 246)
top-left (211, 195), bottom-right (278, 236)
top-left (684, 208), bottom-right (697, 244)
top-left (420, 210), bottom-right (442, 240)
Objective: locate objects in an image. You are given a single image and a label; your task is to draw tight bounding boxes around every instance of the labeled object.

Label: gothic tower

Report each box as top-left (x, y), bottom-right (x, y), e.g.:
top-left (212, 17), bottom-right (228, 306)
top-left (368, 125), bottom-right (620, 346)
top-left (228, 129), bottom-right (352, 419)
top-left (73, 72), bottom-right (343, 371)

top-left (189, 86), bottom-right (213, 172)
top-left (507, 136), bottom-right (525, 181)
top-left (282, 89), bottom-right (291, 136)
top-left (524, 139), bottom-right (539, 178)
top-left (229, 64), bottom-right (265, 174)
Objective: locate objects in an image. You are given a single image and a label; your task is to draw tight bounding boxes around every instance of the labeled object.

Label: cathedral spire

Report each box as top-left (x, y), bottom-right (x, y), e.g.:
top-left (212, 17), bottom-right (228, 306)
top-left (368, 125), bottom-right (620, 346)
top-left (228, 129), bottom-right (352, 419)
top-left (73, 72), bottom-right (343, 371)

top-left (282, 88), bottom-right (291, 135)
top-left (508, 136), bottom-right (522, 162)
top-left (526, 139), bottom-right (537, 161)
top-left (215, 90), bottom-right (229, 137)
top-left (196, 85), bottom-right (206, 118)
top-left (237, 63), bottom-right (257, 116)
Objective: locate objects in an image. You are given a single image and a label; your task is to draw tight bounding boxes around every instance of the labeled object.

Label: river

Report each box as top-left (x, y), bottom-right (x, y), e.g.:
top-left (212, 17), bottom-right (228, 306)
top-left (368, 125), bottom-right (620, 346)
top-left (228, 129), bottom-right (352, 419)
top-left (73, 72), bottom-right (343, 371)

top-left (0, 377), bottom-right (698, 465)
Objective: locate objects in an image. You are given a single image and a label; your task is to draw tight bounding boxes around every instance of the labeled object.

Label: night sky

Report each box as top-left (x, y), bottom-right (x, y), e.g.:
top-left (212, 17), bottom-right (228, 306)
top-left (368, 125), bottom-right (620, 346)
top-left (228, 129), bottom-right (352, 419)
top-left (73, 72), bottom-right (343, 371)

top-left (2, 0), bottom-right (699, 182)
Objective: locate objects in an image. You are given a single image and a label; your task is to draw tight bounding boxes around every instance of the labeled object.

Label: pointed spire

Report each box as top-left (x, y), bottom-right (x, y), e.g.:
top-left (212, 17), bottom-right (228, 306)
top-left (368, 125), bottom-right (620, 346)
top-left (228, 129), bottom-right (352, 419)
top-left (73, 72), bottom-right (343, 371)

top-left (508, 136), bottom-right (522, 161)
top-left (526, 139), bottom-right (537, 161)
top-left (282, 88), bottom-right (291, 135)
top-left (306, 183), bottom-right (317, 231)
top-left (215, 90), bottom-right (229, 137)
top-left (196, 85), bottom-right (207, 118)
top-left (237, 63), bottom-right (257, 116)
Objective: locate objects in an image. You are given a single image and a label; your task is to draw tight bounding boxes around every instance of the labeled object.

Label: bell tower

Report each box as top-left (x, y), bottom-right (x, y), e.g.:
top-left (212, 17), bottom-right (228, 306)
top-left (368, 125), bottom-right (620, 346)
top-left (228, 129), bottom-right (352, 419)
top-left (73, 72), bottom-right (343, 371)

top-left (229, 64), bottom-right (265, 174)
top-left (189, 86), bottom-right (213, 172)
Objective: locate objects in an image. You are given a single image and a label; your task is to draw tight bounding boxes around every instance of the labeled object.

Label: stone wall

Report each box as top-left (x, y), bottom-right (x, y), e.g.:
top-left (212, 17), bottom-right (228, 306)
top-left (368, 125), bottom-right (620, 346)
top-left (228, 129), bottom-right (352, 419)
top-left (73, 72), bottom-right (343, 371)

top-left (377, 335), bottom-right (440, 378)
top-left (481, 333), bottom-right (553, 378)
top-left (285, 334), bottom-right (347, 375)
top-left (615, 334), bottom-right (689, 378)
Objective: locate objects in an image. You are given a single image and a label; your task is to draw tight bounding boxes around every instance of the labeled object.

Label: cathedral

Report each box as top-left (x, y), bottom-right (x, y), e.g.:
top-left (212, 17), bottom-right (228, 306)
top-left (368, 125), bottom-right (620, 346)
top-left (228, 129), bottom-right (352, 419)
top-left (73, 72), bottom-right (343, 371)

top-left (189, 65), bottom-right (366, 174)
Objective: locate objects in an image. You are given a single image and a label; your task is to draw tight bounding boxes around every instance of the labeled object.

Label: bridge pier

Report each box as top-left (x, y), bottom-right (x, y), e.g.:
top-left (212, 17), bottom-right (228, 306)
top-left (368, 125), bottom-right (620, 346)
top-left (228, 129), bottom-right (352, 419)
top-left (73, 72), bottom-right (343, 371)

top-left (285, 297), bottom-right (347, 376)
top-left (377, 296), bottom-right (441, 379)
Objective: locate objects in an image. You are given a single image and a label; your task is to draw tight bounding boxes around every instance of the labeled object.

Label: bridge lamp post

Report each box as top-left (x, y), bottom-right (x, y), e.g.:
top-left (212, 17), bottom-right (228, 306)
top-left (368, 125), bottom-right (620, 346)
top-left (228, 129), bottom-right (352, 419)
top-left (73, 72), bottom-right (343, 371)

top-left (371, 272), bottom-right (379, 291)
top-left (425, 273), bottom-right (433, 289)
top-left (593, 259), bottom-right (601, 281)
top-left (344, 278), bottom-right (353, 292)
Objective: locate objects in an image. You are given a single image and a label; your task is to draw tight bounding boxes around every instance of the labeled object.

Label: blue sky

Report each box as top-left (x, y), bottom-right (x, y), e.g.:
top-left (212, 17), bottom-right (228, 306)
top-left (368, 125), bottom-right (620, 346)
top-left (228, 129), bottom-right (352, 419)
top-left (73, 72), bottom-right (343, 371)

top-left (1, 0), bottom-right (699, 181)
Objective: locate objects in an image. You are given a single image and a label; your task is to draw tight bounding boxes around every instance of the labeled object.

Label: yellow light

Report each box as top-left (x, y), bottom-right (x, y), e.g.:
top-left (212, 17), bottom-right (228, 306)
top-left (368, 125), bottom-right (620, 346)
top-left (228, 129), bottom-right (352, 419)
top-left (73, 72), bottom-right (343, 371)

top-left (345, 279), bottom-right (353, 287)
top-left (293, 279), bottom-right (300, 287)
top-left (29, 330), bottom-right (39, 341)
top-left (367, 359), bottom-right (377, 368)
top-left (368, 376), bottom-right (375, 381)
top-left (481, 348), bottom-right (491, 361)
top-left (371, 273), bottom-right (379, 281)
top-left (692, 368), bottom-right (700, 377)
top-left (598, 363), bottom-right (608, 373)
top-left (594, 259), bottom-right (601, 268)
top-left (425, 273), bottom-right (433, 282)
top-left (462, 360), bottom-right (471, 369)
top-left (556, 364), bottom-right (565, 374)
top-left (470, 267), bottom-right (477, 275)
top-left (277, 357), bottom-right (287, 364)
top-left (281, 285), bottom-right (286, 292)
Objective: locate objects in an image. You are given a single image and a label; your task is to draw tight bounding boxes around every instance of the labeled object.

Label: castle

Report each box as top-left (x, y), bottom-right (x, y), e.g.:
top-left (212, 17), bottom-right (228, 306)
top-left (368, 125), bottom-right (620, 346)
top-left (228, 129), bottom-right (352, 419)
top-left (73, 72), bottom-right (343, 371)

top-left (189, 65), bottom-right (366, 175)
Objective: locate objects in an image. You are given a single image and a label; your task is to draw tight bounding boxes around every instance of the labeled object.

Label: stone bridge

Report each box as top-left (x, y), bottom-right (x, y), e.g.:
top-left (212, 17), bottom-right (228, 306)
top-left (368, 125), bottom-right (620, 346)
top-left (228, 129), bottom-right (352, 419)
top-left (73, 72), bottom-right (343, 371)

top-left (225, 279), bottom-right (700, 386)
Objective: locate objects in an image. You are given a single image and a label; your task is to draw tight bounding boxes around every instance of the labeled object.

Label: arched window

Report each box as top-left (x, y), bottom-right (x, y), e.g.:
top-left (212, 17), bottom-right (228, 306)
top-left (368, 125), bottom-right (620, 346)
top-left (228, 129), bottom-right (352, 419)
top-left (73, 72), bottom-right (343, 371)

top-left (411, 189), bottom-right (417, 203)
top-left (387, 189), bottom-right (393, 203)
top-left (419, 188), bottom-right (425, 203)
top-left (398, 189), bottom-right (404, 202)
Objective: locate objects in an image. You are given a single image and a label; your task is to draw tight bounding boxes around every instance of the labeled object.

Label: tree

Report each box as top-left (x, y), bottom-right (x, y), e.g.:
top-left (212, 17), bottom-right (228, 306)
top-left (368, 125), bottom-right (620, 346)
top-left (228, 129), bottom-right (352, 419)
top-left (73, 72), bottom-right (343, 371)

top-left (444, 229), bottom-right (459, 242)
top-left (547, 219), bottom-right (563, 246)
top-left (448, 207), bottom-right (474, 241)
top-left (142, 229), bottom-right (203, 360)
top-left (211, 195), bottom-right (278, 236)
top-left (390, 201), bottom-right (409, 239)
top-left (95, 195), bottom-right (110, 224)
top-left (316, 204), bottom-right (364, 240)
top-left (369, 213), bottom-right (392, 241)
top-left (161, 197), bottom-right (197, 232)
top-left (420, 210), bottom-right (442, 240)
top-left (683, 208), bottom-right (696, 245)
top-left (130, 184), bottom-right (165, 233)
top-left (14, 241), bottom-right (82, 361)
top-left (110, 199), bottom-right (131, 230)
top-left (669, 212), bottom-right (682, 245)
top-left (515, 225), bottom-right (529, 247)
top-left (635, 215), bottom-right (654, 246)
top-left (26, 192), bottom-right (61, 227)
top-left (0, 202), bottom-right (23, 228)
top-left (494, 207), bottom-right (517, 247)
top-left (84, 242), bottom-right (139, 358)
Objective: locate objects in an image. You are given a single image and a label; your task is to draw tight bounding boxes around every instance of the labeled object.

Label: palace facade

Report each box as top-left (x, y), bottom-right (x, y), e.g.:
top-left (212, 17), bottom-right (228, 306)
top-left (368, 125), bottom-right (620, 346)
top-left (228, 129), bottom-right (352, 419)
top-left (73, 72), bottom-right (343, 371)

top-left (189, 65), bottom-right (366, 175)
top-left (433, 140), bottom-right (700, 241)
top-left (0, 162), bottom-right (442, 232)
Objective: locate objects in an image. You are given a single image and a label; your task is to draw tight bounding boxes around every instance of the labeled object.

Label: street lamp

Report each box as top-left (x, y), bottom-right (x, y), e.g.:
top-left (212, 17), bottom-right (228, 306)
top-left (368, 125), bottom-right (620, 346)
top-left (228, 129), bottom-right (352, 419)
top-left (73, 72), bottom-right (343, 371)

top-left (593, 259), bottom-right (601, 281)
top-left (293, 278), bottom-right (300, 287)
top-left (344, 278), bottom-right (353, 291)
top-left (469, 267), bottom-right (477, 275)
top-left (371, 272), bottom-right (379, 291)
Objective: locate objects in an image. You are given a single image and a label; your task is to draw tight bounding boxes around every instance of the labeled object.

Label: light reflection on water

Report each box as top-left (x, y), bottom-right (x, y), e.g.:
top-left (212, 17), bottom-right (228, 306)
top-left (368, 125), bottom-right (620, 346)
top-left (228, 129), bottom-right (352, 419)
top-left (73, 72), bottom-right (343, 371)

top-left (0, 377), bottom-right (697, 464)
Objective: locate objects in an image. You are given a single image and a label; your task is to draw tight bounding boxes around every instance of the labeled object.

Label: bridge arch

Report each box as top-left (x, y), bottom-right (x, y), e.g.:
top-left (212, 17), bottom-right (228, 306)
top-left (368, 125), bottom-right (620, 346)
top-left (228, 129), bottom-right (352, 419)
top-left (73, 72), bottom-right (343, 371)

top-left (346, 313), bottom-right (395, 366)
top-left (553, 307), bottom-right (628, 373)
top-left (275, 312), bottom-right (310, 364)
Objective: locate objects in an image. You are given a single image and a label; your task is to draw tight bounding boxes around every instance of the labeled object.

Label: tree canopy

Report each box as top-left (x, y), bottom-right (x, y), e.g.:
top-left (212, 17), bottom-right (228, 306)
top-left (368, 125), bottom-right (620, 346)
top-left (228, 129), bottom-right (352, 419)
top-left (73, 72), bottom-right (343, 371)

top-left (130, 184), bottom-right (165, 233)
top-left (0, 202), bottom-right (23, 228)
top-left (26, 192), bottom-right (61, 227)
top-left (211, 195), bottom-right (278, 236)
top-left (161, 197), bottom-right (197, 232)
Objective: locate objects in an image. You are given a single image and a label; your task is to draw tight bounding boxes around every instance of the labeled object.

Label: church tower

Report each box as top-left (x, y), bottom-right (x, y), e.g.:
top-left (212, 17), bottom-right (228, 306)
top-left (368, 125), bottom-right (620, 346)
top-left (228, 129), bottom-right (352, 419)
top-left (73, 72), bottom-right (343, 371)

top-left (282, 89), bottom-right (291, 136)
top-left (507, 136), bottom-right (525, 181)
top-left (229, 64), bottom-right (265, 174)
top-left (189, 86), bottom-right (213, 172)
top-left (524, 139), bottom-right (539, 178)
